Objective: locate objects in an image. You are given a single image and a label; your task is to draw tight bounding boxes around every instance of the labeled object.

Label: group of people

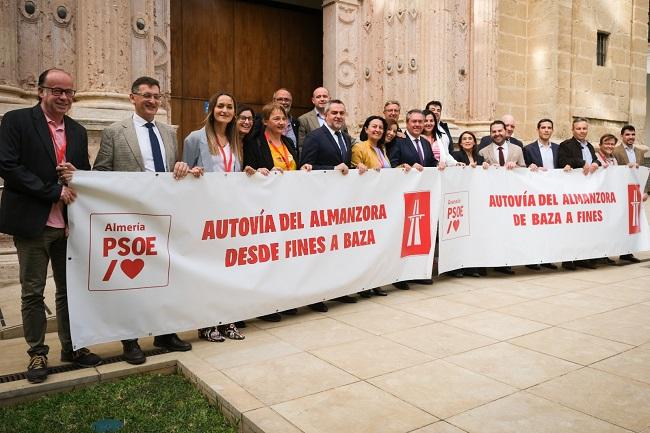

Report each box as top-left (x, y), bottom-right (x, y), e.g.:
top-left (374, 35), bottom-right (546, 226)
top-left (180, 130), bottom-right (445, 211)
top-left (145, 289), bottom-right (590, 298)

top-left (0, 68), bottom-right (648, 384)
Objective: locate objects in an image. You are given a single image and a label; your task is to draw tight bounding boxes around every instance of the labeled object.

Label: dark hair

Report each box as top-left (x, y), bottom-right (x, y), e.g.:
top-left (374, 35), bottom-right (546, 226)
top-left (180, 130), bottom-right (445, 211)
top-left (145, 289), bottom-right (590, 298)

top-left (422, 109), bottom-right (438, 137)
top-left (237, 105), bottom-right (254, 118)
top-left (131, 76), bottom-right (160, 94)
top-left (536, 118), bottom-right (554, 129)
top-left (599, 134), bottom-right (618, 145)
top-left (37, 68), bottom-right (69, 102)
top-left (425, 100), bottom-right (442, 111)
top-left (490, 120), bottom-right (506, 131)
top-left (324, 99), bottom-right (345, 114)
top-left (621, 124), bottom-right (635, 135)
top-left (458, 131), bottom-right (479, 159)
top-left (359, 115), bottom-right (388, 145)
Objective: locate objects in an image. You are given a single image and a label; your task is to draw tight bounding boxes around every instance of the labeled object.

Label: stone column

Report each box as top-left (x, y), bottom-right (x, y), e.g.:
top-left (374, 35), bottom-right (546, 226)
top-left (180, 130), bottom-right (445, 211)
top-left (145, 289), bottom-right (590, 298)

top-left (323, 0), bottom-right (361, 130)
top-left (469, 0), bottom-right (498, 122)
top-left (0, 0), bottom-right (24, 112)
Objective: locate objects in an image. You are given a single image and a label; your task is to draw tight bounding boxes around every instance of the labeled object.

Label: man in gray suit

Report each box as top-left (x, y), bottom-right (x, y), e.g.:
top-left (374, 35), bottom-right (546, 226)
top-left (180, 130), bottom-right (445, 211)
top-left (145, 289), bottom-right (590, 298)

top-left (297, 86), bottom-right (330, 149)
top-left (94, 76), bottom-right (199, 364)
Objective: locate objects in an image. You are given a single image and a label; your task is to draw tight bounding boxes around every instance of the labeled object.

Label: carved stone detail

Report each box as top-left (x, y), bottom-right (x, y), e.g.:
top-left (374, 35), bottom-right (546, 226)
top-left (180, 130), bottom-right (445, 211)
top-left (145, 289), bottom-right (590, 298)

top-left (19, 0), bottom-right (39, 22)
top-left (337, 4), bottom-right (356, 24)
top-left (53, 4), bottom-right (72, 27)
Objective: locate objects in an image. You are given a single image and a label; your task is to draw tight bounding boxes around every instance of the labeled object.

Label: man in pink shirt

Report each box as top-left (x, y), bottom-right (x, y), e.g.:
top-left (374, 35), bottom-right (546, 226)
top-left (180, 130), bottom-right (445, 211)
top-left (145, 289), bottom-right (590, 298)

top-left (0, 68), bottom-right (101, 383)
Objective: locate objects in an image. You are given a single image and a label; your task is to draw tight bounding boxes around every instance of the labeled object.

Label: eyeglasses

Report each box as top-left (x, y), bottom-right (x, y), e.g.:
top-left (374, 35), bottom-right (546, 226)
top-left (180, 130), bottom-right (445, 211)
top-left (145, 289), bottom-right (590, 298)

top-left (132, 92), bottom-right (163, 100)
top-left (41, 87), bottom-right (76, 98)
top-left (238, 116), bottom-right (253, 123)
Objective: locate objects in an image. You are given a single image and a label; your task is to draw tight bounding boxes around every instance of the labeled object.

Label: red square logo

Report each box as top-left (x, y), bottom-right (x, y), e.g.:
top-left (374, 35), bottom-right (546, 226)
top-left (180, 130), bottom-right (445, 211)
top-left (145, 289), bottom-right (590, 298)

top-left (401, 191), bottom-right (432, 257)
top-left (628, 184), bottom-right (642, 234)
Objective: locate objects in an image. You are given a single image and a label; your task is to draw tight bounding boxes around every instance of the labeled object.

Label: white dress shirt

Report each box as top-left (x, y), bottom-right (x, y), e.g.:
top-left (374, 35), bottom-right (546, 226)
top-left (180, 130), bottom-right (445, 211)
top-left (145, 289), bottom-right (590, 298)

top-left (537, 140), bottom-right (555, 169)
top-left (493, 141), bottom-right (509, 163)
top-left (133, 113), bottom-right (167, 172)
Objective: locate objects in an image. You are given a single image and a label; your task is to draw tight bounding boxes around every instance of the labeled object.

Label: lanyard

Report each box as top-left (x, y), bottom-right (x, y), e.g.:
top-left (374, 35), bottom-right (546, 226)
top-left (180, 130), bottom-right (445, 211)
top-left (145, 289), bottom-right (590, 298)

top-left (215, 135), bottom-right (233, 172)
top-left (265, 132), bottom-right (292, 169)
top-left (47, 121), bottom-right (67, 164)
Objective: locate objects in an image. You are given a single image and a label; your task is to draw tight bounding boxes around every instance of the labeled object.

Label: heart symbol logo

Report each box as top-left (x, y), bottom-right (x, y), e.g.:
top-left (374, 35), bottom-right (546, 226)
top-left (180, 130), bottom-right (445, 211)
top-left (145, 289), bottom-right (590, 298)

top-left (452, 220), bottom-right (460, 232)
top-left (121, 259), bottom-right (144, 279)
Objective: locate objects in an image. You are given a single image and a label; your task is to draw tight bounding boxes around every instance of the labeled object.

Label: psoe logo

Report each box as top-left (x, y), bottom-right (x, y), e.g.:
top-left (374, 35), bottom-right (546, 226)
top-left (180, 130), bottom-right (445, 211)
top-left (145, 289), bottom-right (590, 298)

top-left (401, 191), bottom-right (431, 257)
top-left (628, 184), bottom-right (642, 234)
top-left (441, 191), bottom-right (470, 241)
top-left (88, 213), bottom-right (171, 291)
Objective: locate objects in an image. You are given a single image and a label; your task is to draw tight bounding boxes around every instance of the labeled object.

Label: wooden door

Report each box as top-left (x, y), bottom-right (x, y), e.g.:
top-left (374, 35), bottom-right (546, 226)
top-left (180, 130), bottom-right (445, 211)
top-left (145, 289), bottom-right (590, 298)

top-left (170, 0), bottom-right (323, 147)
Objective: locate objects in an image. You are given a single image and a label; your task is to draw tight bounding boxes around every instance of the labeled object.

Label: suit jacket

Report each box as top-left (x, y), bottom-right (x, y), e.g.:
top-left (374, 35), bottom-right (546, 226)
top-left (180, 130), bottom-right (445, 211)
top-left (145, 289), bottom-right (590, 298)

top-left (523, 140), bottom-right (560, 168)
top-left (389, 135), bottom-right (438, 168)
top-left (182, 127), bottom-right (242, 172)
top-left (243, 131), bottom-right (298, 170)
top-left (479, 142), bottom-right (526, 167)
top-left (612, 144), bottom-right (645, 166)
top-left (297, 110), bottom-right (355, 152)
top-left (0, 104), bottom-right (89, 237)
top-left (558, 137), bottom-right (600, 169)
top-left (451, 150), bottom-right (484, 165)
top-left (479, 135), bottom-right (523, 151)
top-left (351, 140), bottom-right (390, 169)
top-left (93, 117), bottom-right (178, 172)
top-left (299, 125), bottom-right (352, 170)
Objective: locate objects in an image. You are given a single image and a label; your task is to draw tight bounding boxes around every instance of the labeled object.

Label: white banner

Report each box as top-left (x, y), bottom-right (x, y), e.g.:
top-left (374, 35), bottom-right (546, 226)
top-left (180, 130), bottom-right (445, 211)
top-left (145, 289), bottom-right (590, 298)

top-left (67, 170), bottom-right (440, 348)
top-left (438, 166), bottom-right (650, 273)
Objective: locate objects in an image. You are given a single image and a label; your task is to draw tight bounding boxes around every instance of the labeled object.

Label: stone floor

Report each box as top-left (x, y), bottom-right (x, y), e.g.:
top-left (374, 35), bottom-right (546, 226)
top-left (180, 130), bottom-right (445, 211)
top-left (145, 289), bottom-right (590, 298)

top-left (2, 254), bottom-right (650, 433)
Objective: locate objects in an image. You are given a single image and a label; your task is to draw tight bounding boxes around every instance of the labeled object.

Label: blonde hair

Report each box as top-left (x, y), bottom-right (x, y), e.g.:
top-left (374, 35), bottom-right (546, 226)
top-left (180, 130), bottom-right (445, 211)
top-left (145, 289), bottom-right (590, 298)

top-left (203, 92), bottom-right (243, 164)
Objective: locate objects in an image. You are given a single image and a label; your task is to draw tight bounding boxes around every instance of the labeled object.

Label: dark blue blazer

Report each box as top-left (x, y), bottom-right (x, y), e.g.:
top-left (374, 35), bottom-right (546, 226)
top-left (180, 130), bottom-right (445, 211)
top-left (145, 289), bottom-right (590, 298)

top-left (523, 141), bottom-right (560, 168)
top-left (389, 135), bottom-right (438, 168)
top-left (299, 125), bottom-right (352, 170)
top-left (0, 104), bottom-right (89, 237)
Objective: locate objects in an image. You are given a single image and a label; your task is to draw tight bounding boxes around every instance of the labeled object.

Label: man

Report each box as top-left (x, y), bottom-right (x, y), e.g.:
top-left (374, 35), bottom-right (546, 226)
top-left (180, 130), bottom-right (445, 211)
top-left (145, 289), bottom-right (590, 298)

top-left (94, 76), bottom-right (198, 364)
top-left (479, 120), bottom-right (525, 275)
top-left (479, 120), bottom-right (526, 169)
top-left (383, 100), bottom-right (406, 139)
top-left (479, 114), bottom-right (523, 150)
top-left (300, 99), bottom-right (367, 307)
top-left (523, 118), bottom-right (560, 270)
top-left (388, 109), bottom-right (438, 288)
top-left (425, 100), bottom-right (454, 152)
top-left (272, 88), bottom-right (299, 145)
top-left (0, 68), bottom-right (101, 383)
top-left (613, 125), bottom-right (645, 264)
top-left (297, 87), bottom-right (330, 148)
top-left (558, 117), bottom-right (600, 271)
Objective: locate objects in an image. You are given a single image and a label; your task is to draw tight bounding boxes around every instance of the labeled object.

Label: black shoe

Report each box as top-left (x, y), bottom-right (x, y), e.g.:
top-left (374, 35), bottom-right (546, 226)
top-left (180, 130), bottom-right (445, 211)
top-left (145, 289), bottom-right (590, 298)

top-left (393, 281), bottom-right (410, 290)
top-left (372, 287), bottom-right (388, 296)
top-left (620, 254), bottom-right (641, 263)
top-left (495, 267), bottom-right (515, 275)
top-left (541, 263), bottom-right (558, 270)
top-left (234, 320), bottom-right (247, 328)
top-left (451, 271), bottom-right (464, 278)
top-left (309, 302), bottom-right (328, 312)
top-left (259, 313), bottom-right (282, 322)
top-left (335, 295), bottom-right (357, 303)
top-left (26, 354), bottom-right (48, 384)
top-left (281, 309), bottom-right (298, 315)
top-left (122, 340), bottom-right (146, 365)
top-left (526, 264), bottom-right (541, 270)
top-left (469, 271), bottom-right (481, 278)
top-left (61, 348), bottom-right (102, 368)
top-left (600, 257), bottom-right (616, 265)
top-left (576, 260), bottom-right (596, 269)
top-left (153, 333), bottom-right (192, 352)
top-left (412, 278), bottom-right (433, 285)
top-left (359, 290), bottom-right (372, 298)
top-left (562, 261), bottom-right (577, 271)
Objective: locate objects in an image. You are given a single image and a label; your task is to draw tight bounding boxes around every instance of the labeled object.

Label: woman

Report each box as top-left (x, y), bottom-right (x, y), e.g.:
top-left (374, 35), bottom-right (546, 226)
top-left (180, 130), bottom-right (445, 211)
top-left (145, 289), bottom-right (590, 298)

top-left (236, 105), bottom-right (255, 141)
top-left (383, 118), bottom-right (399, 152)
top-left (243, 102), bottom-right (312, 320)
top-left (597, 134), bottom-right (618, 167)
top-left (452, 131), bottom-right (486, 167)
top-left (183, 92), bottom-right (245, 342)
top-left (350, 115), bottom-right (392, 297)
top-left (421, 109), bottom-right (457, 167)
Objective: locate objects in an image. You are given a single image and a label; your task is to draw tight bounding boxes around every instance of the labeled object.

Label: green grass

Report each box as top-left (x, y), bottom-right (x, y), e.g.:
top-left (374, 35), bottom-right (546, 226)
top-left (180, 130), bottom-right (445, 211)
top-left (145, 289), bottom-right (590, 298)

top-left (0, 373), bottom-right (238, 433)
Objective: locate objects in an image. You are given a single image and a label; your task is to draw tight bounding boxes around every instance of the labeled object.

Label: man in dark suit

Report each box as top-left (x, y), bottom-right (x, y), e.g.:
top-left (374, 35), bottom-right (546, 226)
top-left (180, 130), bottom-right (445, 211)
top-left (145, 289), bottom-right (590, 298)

top-left (94, 76), bottom-right (198, 364)
top-left (0, 68), bottom-right (101, 383)
top-left (523, 118), bottom-right (560, 270)
top-left (479, 114), bottom-right (523, 150)
top-left (425, 100), bottom-right (454, 153)
top-left (558, 117), bottom-right (600, 271)
top-left (388, 109), bottom-right (437, 288)
top-left (300, 99), bottom-right (367, 307)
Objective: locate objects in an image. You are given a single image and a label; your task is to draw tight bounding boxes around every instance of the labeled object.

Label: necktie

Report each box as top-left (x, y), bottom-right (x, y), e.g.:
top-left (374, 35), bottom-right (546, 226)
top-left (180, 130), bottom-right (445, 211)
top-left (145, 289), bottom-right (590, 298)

top-left (415, 138), bottom-right (424, 164)
top-left (498, 145), bottom-right (505, 166)
top-left (145, 122), bottom-right (165, 172)
top-left (335, 131), bottom-right (346, 158)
